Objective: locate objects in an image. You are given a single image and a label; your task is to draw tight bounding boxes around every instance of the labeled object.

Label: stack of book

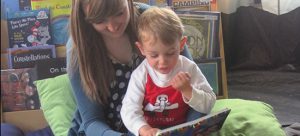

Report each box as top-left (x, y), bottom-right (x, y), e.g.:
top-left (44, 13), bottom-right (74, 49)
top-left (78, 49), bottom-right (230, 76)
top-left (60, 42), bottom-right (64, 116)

top-left (1, 0), bottom-right (69, 112)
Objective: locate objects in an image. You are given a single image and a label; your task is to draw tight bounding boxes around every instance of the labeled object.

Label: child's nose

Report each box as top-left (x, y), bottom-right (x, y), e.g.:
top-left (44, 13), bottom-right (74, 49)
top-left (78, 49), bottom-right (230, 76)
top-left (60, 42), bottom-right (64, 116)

top-left (159, 57), bottom-right (168, 65)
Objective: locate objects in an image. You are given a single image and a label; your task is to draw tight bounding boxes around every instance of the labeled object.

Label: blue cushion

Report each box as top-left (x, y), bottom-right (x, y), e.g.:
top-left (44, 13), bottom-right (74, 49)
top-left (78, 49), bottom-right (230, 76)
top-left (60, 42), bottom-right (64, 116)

top-left (25, 126), bottom-right (54, 136)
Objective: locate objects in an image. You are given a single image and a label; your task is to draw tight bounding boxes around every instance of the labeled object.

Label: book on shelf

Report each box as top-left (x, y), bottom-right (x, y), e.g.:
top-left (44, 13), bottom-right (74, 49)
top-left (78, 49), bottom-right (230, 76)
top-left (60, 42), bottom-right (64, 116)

top-left (169, 0), bottom-right (211, 11)
top-left (31, 0), bottom-right (72, 45)
top-left (1, 0), bottom-right (20, 19)
top-left (156, 108), bottom-right (231, 136)
top-left (34, 57), bottom-right (66, 80)
top-left (133, 0), bottom-right (168, 7)
top-left (176, 10), bottom-right (220, 60)
top-left (7, 45), bottom-right (56, 69)
top-left (19, 0), bottom-right (32, 11)
top-left (7, 8), bottom-right (52, 48)
top-left (1, 68), bottom-right (40, 112)
top-left (195, 58), bottom-right (222, 96)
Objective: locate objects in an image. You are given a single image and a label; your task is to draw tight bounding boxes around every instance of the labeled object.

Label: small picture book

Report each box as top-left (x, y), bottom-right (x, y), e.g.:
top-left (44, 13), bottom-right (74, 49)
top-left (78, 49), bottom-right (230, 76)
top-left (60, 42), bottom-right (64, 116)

top-left (7, 8), bottom-right (52, 48)
top-left (31, 0), bottom-right (72, 45)
top-left (1, 68), bottom-right (40, 112)
top-left (155, 108), bottom-right (231, 136)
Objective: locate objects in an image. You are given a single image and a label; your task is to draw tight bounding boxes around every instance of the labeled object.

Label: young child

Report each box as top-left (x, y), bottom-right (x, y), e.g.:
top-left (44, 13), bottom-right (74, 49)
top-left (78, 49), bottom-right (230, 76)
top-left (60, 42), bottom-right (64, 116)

top-left (120, 7), bottom-right (216, 136)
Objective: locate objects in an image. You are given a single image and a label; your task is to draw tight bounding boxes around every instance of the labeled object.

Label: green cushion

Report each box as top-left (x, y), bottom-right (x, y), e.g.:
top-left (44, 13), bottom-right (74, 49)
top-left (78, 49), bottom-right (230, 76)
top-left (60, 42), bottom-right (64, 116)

top-left (210, 99), bottom-right (285, 136)
top-left (34, 74), bottom-right (76, 136)
top-left (34, 74), bottom-right (285, 136)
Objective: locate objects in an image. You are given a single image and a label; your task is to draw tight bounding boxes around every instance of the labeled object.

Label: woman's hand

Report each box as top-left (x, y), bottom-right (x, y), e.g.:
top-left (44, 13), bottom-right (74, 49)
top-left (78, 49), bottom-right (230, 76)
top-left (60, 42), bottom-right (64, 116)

top-left (170, 72), bottom-right (192, 99)
top-left (139, 125), bottom-right (159, 136)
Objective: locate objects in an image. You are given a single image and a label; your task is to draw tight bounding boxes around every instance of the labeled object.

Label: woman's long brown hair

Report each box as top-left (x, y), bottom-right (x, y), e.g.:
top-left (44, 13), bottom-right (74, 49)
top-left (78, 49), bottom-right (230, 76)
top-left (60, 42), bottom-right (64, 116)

top-left (69, 0), bottom-right (138, 104)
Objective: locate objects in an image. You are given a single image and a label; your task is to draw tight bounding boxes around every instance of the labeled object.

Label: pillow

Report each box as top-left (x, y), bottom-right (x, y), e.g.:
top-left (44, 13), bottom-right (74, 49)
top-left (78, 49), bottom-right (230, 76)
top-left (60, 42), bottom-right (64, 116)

top-left (25, 126), bottom-right (54, 136)
top-left (210, 99), bottom-right (286, 136)
top-left (1, 123), bottom-right (24, 136)
top-left (34, 74), bottom-right (76, 136)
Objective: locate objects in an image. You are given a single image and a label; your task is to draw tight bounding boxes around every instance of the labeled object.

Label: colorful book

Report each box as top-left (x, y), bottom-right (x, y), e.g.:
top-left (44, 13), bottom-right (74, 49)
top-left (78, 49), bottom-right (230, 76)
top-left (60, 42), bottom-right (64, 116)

top-left (7, 9), bottom-right (52, 48)
top-left (169, 0), bottom-right (211, 11)
top-left (155, 108), bottom-right (231, 136)
top-left (31, 0), bottom-right (72, 45)
top-left (7, 45), bottom-right (56, 69)
top-left (1, 68), bottom-right (40, 112)
top-left (176, 10), bottom-right (220, 59)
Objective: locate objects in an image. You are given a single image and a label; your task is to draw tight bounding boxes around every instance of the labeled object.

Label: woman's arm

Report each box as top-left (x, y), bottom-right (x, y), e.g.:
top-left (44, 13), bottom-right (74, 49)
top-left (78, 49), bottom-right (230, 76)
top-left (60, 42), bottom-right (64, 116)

top-left (67, 39), bottom-right (123, 136)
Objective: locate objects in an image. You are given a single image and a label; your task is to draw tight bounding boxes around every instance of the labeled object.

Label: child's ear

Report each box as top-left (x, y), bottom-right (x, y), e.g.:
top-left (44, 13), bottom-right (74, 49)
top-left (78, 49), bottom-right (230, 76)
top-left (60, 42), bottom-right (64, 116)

top-left (135, 41), bottom-right (145, 55)
top-left (180, 36), bottom-right (187, 51)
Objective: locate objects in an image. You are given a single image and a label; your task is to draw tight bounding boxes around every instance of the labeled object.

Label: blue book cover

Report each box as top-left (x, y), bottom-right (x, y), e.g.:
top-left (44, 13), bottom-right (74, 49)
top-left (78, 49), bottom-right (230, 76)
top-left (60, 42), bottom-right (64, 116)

top-left (196, 58), bottom-right (222, 96)
top-left (7, 9), bottom-right (52, 48)
top-left (1, 0), bottom-right (20, 19)
top-left (134, 0), bottom-right (168, 7)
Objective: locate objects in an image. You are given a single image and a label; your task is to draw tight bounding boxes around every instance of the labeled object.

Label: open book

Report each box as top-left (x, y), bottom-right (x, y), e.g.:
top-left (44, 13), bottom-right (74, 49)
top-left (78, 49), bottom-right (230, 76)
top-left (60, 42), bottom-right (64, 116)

top-left (156, 108), bottom-right (231, 136)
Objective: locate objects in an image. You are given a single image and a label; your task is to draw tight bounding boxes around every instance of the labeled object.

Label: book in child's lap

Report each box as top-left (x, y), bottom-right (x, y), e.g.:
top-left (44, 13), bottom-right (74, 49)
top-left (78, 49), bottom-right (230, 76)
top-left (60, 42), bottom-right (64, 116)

top-left (155, 108), bottom-right (231, 136)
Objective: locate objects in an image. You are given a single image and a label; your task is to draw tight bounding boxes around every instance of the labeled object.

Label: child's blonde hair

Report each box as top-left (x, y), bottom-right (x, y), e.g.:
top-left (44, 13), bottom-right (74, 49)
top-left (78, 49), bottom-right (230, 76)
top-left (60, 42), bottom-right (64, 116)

top-left (137, 7), bottom-right (183, 45)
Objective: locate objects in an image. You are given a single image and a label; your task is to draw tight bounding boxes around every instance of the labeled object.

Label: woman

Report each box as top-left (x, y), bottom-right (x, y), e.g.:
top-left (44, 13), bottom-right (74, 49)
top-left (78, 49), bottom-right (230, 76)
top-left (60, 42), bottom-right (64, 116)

top-left (67, 0), bottom-right (195, 135)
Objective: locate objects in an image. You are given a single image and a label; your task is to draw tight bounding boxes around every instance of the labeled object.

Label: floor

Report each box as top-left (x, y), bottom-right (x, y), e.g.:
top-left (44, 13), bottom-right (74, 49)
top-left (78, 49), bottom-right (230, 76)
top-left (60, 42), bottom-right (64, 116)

top-left (226, 71), bottom-right (300, 125)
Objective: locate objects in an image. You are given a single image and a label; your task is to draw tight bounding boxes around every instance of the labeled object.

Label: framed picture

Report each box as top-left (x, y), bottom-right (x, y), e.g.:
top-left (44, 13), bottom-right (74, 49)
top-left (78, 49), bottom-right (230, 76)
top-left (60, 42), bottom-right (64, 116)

top-left (195, 58), bottom-right (222, 96)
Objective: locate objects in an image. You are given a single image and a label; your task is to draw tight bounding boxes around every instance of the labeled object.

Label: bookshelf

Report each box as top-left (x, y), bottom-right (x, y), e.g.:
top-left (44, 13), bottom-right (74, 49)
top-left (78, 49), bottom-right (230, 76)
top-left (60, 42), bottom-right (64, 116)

top-left (170, 0), bottom-right (228, 99)
top-left (212, 1), bottom-right (228, 99)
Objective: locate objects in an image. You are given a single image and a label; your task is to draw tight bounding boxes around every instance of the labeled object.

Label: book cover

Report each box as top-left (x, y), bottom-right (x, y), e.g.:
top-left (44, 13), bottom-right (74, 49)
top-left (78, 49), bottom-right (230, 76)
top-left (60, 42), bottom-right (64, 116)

top-left (7, 45), bottom-right (56, 69)
top-left (31, 0), bottom-right (72, 45)
top-left (1, 0), bottom-right (20, 20)
top-left (134, 0), bottom-right (168, 7)
top-left (7, 9), bottom-right (52, 48)
top-left (156, 108), bottom-right (231, 136)
top-left (169, 0), bottom-right (211, 11)
top-left (34, 57), bottom-right (66, 80)
top-left (19, 0), bottom-right (32, 11)
top-left (195, 58), bottom-right (222, 96)
top-left (176, 10), bottom-right (220, 59)
top-left (1, 68), bottom-right (40, 112)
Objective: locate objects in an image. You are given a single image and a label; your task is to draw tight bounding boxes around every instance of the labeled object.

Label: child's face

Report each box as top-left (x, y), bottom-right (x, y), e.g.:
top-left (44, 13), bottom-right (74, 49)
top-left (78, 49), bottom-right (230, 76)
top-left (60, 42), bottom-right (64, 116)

top-left (137, 37), bottom-right (184, 74)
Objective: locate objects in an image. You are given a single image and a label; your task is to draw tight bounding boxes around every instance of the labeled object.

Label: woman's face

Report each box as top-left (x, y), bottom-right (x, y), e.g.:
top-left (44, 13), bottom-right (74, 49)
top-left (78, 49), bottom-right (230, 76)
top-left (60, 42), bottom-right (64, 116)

top-left (90, 0), bottom-right (130, 39)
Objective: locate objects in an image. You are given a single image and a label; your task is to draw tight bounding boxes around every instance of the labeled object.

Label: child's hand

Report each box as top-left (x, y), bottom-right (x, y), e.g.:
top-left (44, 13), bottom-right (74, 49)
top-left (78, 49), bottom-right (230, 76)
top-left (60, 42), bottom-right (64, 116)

top-left (139, 125), bottom-right (160, 136)
top-left (170, 72), bottom-right (192, 99)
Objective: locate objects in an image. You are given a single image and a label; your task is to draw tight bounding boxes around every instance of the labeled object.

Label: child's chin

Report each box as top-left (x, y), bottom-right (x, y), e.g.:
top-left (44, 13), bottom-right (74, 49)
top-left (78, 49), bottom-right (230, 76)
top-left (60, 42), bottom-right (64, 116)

top-left (158, 70), bottom-right (171, 74)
